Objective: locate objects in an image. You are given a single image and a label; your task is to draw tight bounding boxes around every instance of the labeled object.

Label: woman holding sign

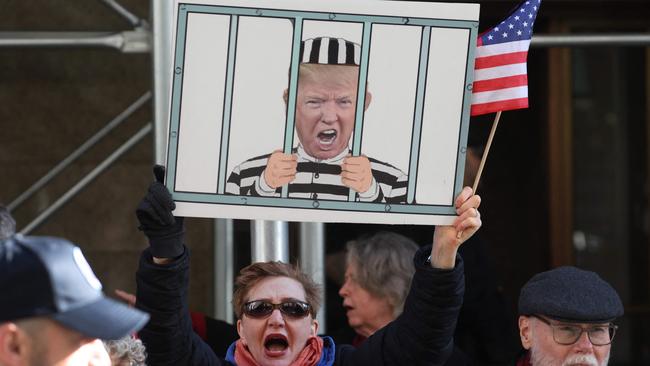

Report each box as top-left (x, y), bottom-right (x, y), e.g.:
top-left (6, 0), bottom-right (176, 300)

top-left (134, 166), bottom-right (481, 365)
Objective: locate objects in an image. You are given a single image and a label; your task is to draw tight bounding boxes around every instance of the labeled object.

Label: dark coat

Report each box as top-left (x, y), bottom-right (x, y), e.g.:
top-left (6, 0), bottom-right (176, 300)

top-left (326, 328), bottom-right (470, 365)
top-left (455, 234), bottom-right (520, 365)
top-left (136, 245), bottom-right (465, 366)
top-left (189, 312), bottom-right (239, 358)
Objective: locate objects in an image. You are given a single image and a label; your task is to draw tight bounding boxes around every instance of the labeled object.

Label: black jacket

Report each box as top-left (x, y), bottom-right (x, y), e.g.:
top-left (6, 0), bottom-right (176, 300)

top-left (136, 245), bottom-right (465, 365)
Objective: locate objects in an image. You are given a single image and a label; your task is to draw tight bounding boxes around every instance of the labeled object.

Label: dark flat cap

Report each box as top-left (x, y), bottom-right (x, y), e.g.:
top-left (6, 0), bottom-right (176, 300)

top-left (519, 266), bottom-right (623, 323)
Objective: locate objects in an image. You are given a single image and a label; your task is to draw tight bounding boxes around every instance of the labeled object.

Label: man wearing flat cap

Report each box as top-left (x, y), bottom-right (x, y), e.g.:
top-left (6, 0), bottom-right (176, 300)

top-left (226, 36), bottom-right (408, 203)
top-left (0, 235), bottom-right (149, 366)
top-left (516, 266), bottom-right (623, 366)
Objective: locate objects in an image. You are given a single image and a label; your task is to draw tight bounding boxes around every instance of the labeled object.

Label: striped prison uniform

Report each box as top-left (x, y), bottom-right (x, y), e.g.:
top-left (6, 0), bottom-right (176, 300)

top-left (226, 145), bottom-right (408, 203)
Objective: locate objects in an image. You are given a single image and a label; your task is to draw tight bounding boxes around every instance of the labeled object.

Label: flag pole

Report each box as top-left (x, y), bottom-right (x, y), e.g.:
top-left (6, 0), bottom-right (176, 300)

top-left (456, 111), bottom-right (501, 240)
top-left (472, 110), bottom-right (502, 194)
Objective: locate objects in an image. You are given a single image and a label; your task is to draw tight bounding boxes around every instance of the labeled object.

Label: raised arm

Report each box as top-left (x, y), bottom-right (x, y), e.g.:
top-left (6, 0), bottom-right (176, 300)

top-left (134, 165), bottom-right (224, 365)
top-left (339, 187), bottom-right (481, 365)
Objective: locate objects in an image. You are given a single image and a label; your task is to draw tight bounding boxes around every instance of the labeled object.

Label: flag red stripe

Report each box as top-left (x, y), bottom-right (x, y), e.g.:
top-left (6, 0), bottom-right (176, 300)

top-left (470, 98), bottom-right (529, 116)
top-left (472, 74), bottom-right (528, 93)
top-left (470, 0), bottom-right (540, 116)
top-left (474, 51), bottom-right (528, 69)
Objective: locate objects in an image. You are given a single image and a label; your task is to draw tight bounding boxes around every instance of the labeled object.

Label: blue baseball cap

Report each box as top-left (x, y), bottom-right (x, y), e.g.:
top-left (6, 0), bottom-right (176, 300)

top-left (0, 235), bottom-right (149, 340)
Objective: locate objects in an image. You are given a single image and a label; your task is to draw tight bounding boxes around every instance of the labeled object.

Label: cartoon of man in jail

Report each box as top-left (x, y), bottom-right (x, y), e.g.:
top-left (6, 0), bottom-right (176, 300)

top-left (226, 37), bottom-right (408, 203)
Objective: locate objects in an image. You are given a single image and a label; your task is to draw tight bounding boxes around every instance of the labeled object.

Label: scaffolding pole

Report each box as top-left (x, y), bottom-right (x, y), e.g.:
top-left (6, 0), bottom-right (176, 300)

top-left (0, 31), bottom-right (150, 53)
top-left (251, 221), bottom-right (290, 263)
top-left (299, 222), bottom-right (326, 333)
top-left (99, 0), bottom-right (144, 28)
top-left (151, 0), bottom-right (174, 164)
top-left (8, 92), bottom-right (151, 212)
top-left (214, 218), bottom-right (234, 323)
top-left (19, 124), bottom-right (152, 235)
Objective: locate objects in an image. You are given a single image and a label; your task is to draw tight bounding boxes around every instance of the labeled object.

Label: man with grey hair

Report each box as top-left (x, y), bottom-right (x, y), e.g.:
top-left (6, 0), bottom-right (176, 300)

top-left (0, 205), bottom-right (16, 240)
top-left (516, 266), bottom-right (623, 366)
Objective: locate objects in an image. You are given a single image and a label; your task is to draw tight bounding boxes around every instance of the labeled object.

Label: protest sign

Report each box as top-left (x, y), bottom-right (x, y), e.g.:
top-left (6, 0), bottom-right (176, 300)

top-left (165, 0), bottom-right (479, 224)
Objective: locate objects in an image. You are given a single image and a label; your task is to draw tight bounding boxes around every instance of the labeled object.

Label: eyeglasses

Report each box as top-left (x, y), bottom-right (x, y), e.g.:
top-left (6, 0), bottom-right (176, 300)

top-left (243, 300), bottom-right (311, 319)
top-left (531, 314), bottom-right (618, 346)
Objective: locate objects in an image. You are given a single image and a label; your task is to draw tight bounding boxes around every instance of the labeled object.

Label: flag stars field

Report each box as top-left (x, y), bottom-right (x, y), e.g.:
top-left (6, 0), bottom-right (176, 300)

top-left (470, 0), bottom-right (542, 116)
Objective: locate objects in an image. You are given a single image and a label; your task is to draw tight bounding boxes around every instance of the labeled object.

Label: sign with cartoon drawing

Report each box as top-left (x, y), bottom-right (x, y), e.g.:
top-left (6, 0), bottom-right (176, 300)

top-left (165, 0), bottom-right (479, 225)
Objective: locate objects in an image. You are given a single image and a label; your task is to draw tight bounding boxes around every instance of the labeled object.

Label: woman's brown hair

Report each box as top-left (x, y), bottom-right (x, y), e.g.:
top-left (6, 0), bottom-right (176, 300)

top-left (232, 261), bottom-right (322, 319)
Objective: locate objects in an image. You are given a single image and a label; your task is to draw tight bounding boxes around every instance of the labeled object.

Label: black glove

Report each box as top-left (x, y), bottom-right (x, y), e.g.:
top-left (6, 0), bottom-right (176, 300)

top-left (136, 165), bottom-right (185, 258)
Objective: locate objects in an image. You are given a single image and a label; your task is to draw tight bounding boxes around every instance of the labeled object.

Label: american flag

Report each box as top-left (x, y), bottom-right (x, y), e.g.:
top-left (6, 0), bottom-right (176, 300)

top-left (470, 0), bottom-right (541, 116)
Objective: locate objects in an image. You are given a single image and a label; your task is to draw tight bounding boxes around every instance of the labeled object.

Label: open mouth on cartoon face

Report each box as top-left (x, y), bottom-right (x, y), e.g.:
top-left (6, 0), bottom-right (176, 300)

top-left (316, 129), bottom-right (338, 147)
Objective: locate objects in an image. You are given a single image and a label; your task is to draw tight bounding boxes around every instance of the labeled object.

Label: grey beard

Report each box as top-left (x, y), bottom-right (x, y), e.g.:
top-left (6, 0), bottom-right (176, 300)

top-left (530, 346), bottom-right (610, 366)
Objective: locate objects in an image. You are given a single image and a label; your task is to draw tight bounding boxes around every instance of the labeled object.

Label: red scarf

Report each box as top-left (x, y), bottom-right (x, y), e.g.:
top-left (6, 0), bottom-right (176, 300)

top-left (234, 336), bottom-right (324, 366)
top-left (516, 352), bottom-right (532, 366)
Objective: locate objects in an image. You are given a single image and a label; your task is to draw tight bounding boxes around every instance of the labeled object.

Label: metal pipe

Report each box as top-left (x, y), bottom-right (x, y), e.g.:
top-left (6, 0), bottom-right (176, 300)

top-left (532, 33), bottom-right (650, 47)
top-left (1, 30), bottom-right (649, 51)
top-left (99, 0), bottom-right (143, 28)
top-left (214, 218), bottom-right (234, 323)
top-left (299, 222), bottom-right (326, 333)
top-left (0, 31), bottom-right (123, 48)
top-left (251, 221), bottom-right (289, 263)
top-left (151, 0), bottom-right (174, 164)
top-left (0, 31), bottom-right (150, 52)
top-left (19, 123), bottom-right (152, 235)
top-left (1, 31), bottom-right (648, 53)
top-left (8, 92), bottom-right (151, 212)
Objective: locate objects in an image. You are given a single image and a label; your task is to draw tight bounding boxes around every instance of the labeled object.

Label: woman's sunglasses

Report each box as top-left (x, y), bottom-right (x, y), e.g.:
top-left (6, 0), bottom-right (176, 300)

top-left (243, 300), bottom-right (311, 319)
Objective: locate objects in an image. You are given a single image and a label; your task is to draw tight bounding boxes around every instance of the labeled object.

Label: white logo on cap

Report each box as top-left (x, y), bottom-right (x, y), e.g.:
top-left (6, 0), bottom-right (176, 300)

top-left (72, 247), bottom-right (102, 291)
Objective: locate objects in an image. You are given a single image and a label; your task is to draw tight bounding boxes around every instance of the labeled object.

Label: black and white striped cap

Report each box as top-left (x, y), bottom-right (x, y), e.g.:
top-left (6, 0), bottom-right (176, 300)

top-left (300, 37), bottom-right (361, 66)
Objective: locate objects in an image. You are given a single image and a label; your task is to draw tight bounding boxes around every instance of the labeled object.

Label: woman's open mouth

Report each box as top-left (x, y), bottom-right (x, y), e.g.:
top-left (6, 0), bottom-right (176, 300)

top-left (263, 334), bottom-right (289, 357)
top-left (317, 129), bottom-right (337, 146)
